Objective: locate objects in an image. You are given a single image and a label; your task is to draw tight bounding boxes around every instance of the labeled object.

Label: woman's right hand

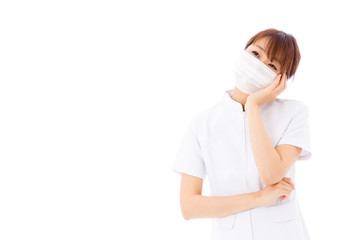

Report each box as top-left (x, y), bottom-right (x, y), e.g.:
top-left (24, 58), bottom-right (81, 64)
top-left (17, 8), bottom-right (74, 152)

top-left (258, 177), bottom-right (295, 207)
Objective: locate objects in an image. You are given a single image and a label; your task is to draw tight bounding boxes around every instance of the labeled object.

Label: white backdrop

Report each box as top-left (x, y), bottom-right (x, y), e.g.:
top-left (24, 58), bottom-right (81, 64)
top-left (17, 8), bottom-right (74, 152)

top-left (0, 0), bottom-right (359, 239)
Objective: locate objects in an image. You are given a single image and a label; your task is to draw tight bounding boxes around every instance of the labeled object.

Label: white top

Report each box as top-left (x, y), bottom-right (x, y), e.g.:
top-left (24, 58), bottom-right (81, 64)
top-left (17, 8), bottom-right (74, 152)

top-left (172, 89), bottom-right (312, 240)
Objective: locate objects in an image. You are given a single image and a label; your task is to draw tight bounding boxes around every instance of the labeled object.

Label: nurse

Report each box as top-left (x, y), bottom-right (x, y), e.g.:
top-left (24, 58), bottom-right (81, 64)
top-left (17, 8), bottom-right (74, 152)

top-left (172, 28), bottom-right (312, 240)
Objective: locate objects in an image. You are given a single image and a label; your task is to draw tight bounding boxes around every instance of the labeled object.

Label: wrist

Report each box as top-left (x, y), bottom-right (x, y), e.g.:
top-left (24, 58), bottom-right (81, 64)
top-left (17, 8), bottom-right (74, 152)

top-left (245, 101), bottom-right (259, 111)
top-left (246, 95), bottom-right (259, 105)
top-left (254, 190), bottom-right (264, 207)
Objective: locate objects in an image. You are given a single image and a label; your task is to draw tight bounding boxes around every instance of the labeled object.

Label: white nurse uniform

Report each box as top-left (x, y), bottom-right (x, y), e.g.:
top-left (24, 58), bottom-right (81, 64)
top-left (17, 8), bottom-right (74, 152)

top-left (172, 88), bottom-right (312, 240)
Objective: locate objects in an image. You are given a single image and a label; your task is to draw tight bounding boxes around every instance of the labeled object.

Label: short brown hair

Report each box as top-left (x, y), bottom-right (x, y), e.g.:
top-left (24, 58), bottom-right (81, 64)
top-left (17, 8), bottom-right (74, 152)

top-left (244, 28), bottom-right (301, 80)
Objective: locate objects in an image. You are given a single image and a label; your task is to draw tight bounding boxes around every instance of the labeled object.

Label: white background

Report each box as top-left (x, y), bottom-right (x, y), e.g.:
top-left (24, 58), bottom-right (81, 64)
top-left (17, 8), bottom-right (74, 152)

top-left (0, 0), bottom-right (359, 239)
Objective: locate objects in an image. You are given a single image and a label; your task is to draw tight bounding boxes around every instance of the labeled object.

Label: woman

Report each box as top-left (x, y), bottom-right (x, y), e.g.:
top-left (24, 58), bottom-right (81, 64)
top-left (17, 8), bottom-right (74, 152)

top-left (172, 28), bottom-right (312, 240)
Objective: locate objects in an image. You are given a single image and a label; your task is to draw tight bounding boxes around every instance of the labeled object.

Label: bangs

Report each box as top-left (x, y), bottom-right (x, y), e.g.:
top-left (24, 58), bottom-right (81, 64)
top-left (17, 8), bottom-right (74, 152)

top-left (260, 36), bottom-right (293, 73)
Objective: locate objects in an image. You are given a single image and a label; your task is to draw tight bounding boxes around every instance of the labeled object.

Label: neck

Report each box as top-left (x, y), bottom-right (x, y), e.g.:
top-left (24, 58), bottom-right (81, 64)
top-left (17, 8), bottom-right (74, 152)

top-left (231, 87), bottom-right (249, 112)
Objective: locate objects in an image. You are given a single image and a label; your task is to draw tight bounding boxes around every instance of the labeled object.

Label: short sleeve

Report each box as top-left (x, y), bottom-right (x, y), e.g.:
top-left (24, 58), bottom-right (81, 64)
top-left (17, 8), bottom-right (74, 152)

top-left (172, 118), bottom-right (207, 179)
top-left (277, 104), bottom-right (312, 160)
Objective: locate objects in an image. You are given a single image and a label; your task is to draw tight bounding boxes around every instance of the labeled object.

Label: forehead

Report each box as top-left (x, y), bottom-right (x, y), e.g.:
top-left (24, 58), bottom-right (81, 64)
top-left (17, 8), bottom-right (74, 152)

top-left (253, 37), bottom-right (269, 46)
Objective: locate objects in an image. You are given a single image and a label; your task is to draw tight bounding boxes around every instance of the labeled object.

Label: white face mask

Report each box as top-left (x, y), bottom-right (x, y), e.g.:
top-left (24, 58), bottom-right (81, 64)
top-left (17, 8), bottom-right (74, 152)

top-left (233, 50), bottom-right (278, 94)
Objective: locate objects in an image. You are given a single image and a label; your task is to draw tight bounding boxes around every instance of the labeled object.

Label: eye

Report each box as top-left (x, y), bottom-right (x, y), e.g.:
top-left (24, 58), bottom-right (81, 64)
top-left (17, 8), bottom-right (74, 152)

top-left (269, 63), bottom-right (277, 71)
top-left (251, 51), bottom-right (259, 57)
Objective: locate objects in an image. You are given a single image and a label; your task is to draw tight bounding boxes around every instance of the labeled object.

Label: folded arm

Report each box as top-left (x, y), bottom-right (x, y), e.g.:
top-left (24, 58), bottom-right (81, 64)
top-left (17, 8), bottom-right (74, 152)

top-left (179, 174), bottom-right (262, 220)
top-left (246, 102), bottom-right (302, 185)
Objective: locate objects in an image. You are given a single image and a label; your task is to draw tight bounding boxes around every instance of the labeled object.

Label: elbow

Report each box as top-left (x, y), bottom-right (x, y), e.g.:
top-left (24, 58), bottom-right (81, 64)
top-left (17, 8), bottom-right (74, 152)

top-left (181, 206), bottom-right (191, 220)
top-left (260, 173), bottom-right (283, 186)
top-left (182, 212), bottom-right (191, 221)
top-left (180, 194), bottom-right (202, 220)
top-left (259, 160), bottom-right (285, 185)
top-left (180, 197), bottom-right (193, 220)
top-left (181, 208), bottom-right (194, 221)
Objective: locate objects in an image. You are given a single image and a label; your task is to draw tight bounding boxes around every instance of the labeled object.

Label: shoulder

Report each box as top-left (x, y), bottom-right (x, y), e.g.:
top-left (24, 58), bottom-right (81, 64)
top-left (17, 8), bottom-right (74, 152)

top-left (189, 103), bottom-right (221, 128)
top-left (263, 98), bottom-right (309, 116)
top-left (272, 97), bottom-right (308, 109)
top-left (186, 100), bottom-right (227, 139)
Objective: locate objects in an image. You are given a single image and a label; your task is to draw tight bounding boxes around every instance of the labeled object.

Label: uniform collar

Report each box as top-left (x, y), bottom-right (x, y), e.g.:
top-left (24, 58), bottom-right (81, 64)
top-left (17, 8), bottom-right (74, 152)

top-left (222, 88), bottom-right (265, 112)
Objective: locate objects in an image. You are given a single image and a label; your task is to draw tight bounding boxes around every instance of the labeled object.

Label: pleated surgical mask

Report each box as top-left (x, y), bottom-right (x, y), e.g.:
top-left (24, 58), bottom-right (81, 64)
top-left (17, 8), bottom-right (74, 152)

top-left (233, 50), bottom-right (278, 94)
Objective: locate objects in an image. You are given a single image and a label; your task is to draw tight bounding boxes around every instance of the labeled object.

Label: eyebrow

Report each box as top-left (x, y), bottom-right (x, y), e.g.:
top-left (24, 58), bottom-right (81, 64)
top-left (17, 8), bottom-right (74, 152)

top-left (254, 44), bottom-right (280, 64)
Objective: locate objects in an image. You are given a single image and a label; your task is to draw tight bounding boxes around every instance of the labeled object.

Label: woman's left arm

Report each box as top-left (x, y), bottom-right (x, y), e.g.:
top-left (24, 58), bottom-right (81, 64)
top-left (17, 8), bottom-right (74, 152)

top-left (246, 73), bottom-right (302, 185)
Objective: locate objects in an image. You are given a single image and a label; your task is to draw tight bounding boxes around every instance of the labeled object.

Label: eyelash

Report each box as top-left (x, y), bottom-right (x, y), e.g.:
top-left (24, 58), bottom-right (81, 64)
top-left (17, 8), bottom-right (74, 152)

top-left (251, 51), bottom-right (277, 71)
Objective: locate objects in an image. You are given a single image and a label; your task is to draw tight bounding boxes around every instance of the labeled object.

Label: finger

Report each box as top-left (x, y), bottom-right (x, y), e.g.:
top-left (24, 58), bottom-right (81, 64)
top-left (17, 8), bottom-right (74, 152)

top-left (276, 73), bottom-right (287, 91)
top-left (281, 187), bottom-right (292, 198)
top-left (281, 191), bottom-right (290, 200)
top-left (282, 192), bottom-right (290, 200)
top-left (279, 184), bottom-right (293, 193)
top-left (279, 182), bottom-right (291, 190)
top-left (287, 178), bottom-right (295, 190)
top-left (283, 179), bottom-right (295, 190)
top-left (280, 177), bottom-right (291, 183)
top-left (282, 178), bottom-right (295, 190)
top-left (272, 74), bottom-right (282, 87)
top-left (281, 73), bottom-right (287, 88)
top-left (282, 184), bottom-right (293, 192)
top-left (282, 177), bottom-right (292, 183)
top-left (280, 73), bottom-right (285, 87)
top-left (289, 180), bottom-right (295, 190)
top-left (272, 75), bottom-right (285, 93)
top-left (282, 177), bottom-right (293, 185)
